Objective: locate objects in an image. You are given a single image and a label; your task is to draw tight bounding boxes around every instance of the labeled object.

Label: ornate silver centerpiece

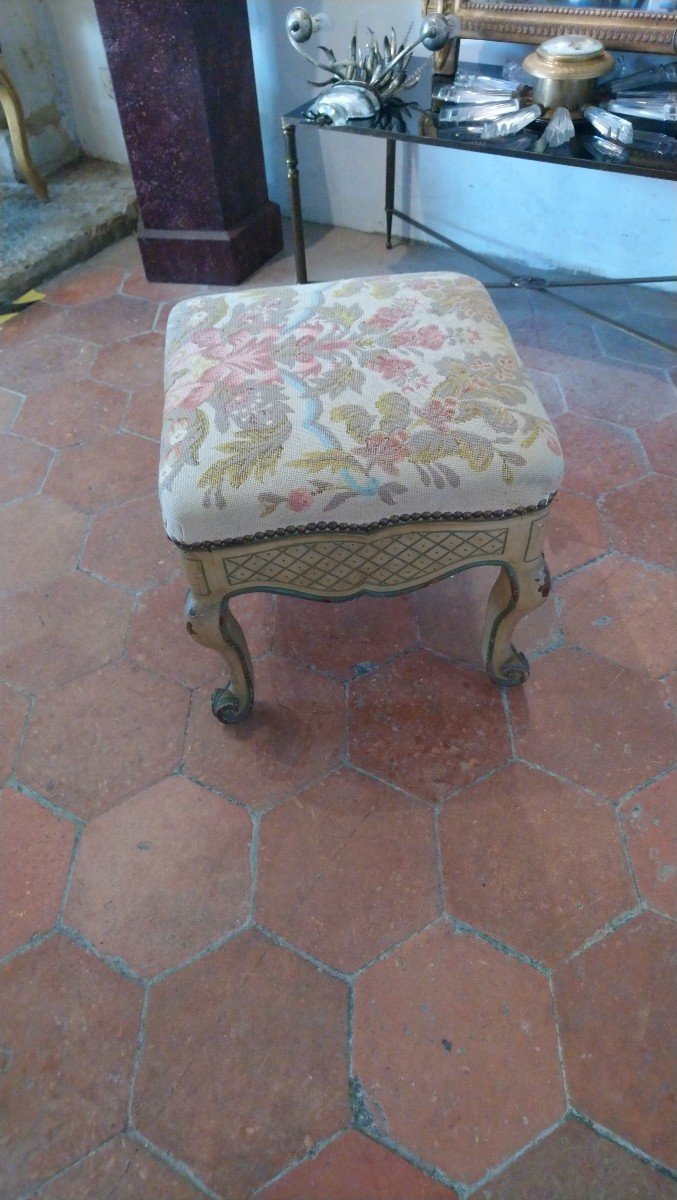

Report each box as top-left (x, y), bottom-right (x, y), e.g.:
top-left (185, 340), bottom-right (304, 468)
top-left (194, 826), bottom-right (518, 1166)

top-left (285, 7), bottom-right (459, 124)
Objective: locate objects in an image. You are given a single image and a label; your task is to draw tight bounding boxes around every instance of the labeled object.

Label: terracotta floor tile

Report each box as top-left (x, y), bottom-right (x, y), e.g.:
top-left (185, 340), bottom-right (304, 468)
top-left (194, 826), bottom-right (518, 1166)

top-left (13, 377), bottom-right (128, 448)
top-left (260, 1130), bottom-right (457, 1199)
top-left (0, 386), bottom-right (22, 430)
top-left (474, 1118), bottom-right (677, 1200)
top-left (511, 316), bottom-right (601, 375)
top-left (0, 571), bottom-right (132, 693)
top-left (554, 413), bottom-right (647, 498)
top-left (558, 360), bottom-right (677, 426)
top-left (257, 768), bottom-right (439, 972)
top-left (122, 381), bottom-right (164, 439)
top-left (594, 323), bottom-right (677, 371)
top-left (557, 555), bottom-right (677, 677)
top-left (44, 265), bottom-right (126, 306)
top-left (231, 591), bottom-right (276, 658)
top-left (126, 577), bottom-right (221, 688)
top-left (354, 923), bottom-right (564, 1183)
top-left (82, 493), bottom-right (178, 591)
top-left (275, 594), bottom-right (417, 679)
top-left (525, 368), bottom-right (567, 419)
top-left (185, 655), bottom-right (344, 809)
top-left (122, 266), bottom-right (199, 303)
top-left (600, 476), bottom-right (677, 570)
top-left (90, 331), bottom-right (165, 391)
top-left (65, 775), bottom-right (251, 975)
top-left (0, 302), bottom-right (65, 348)
top-left (664, 671), bottom-right (677, 714)
top-left (545, 492), bottom-right (609, 577)
top-left (16, 661), bottom-right (189, 819)
top-left (439, 763), bottom-right (635, 965)
top-left (0, 683), bottom-right (29, 783)
top-left (349, 650), bottom-right (510, 804)
top-left (0, 936), bottom-right (141, 1197)
top-left (134, 929), bottom-right (349, 1199)
top-left (621, 774), bottom-right (677, 919)
top-left (61, 294), bottom-right (157, 346)
top-left (554, 913), bottom-right (677, 1167)
top-left (637, 413), bottom-right (677, 478)
top-left (44, 432), bottom-right (157, 512)
top-left (0, 787), bottom-right (75, 955)
top-left (510, 647), bottom-right (676, 800)
top-left (416, 566), bottom-right (560, 666)
top-left (0, 495), bottom-right (87, 595)
top-left (0, 334), bottom-right (97, 393)
top-left (0, 432), bottom-right (52, 502)
top-left (32, 1136), bottom-right (205, 1199)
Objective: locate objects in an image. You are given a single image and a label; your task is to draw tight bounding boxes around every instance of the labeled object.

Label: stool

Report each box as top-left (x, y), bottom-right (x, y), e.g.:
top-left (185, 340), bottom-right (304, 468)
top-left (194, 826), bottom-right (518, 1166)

top-left (160, 272), bottom-right (563, 723)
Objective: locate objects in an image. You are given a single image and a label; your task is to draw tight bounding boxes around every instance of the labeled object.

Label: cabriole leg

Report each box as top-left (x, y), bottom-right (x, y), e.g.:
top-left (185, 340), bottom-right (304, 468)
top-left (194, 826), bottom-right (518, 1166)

top-left (481, 555), bottom-right (551, 686)
top-left (185, 591), bottom-right (254, 724)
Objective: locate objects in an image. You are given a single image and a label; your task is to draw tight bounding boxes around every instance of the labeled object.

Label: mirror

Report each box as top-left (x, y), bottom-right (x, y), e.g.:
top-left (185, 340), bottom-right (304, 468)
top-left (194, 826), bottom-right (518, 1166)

top-left (425, 0), bottom-right (677, 56)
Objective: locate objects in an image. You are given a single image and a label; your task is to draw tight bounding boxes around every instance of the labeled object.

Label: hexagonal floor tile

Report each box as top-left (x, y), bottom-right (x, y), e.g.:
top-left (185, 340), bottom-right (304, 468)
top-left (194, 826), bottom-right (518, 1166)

top-left (60, 295), bottom-right (156, 345)
top-left (0, 936), bottom-right (141, 1197)
top-left (510, 315), bottom-right (600, 376)
top-left (259, 1130), bottom-right (457, 1199)
top-left (354, 923), bottom-right (564, 1183)
top-left (0, 682), bottom-right (28, 783)
top-left (12, 378), bottom-right (128, 448)
top-left (473, 1118), bottom-right (677, 1200)
top-left (122, 381), bottom-right (164, 440)
top-left (637, 413), bottom-right (677, 478)
top-left (0, 571), bottom-right (133, 692)
top-left (525, 368), bottom-right (567, 419)
top-left (134, 929), bottom-right (349, 1199)
top-left (275, 594), bottom-right (417, 680)
top-left (257, 768), bottom-right (439, 972)
top-left (0, 433), bottom-right (52, 502)
top-left (600, 476), bottom-right (677, 571)
top-left (121, 267), bottom-right (198, 303)
top-left (82, 494), bottom-right (178, 591)
top-left (44, 433), bottom-right (157, 512)
top-left (0, 386), bottom-right (22, 430)
top-left (594, 323), bottom-right (677, 371)
top-left (439, 763), bottom-right (635, 965)
top-left (509, 647), bottom-right (676, 800)
top-left (553, 413), bottom-right (647, 498)
top-left (0, 334), bottom-right (97, 393)
top-left (16, 661), bottom-right (189, 819)
top-left (621, 774), bottom-right (677, 919)
top-left (0, 495), bottom-right (88, 596)
top-left (557, 556), bottom-right (677, 678)
top-left (544, 492), bottom-right (609, 577)
top-left (0, 301), bottom-right (65, 347)
top-left (348, 650), bottom-right (510, 804)
top-left (184, 655), bottom-right (344, 810)
top-left (0, 787), bottom-right (75, 955)
top-left (416, 567), bottom-right (560, 667)
top-left (554, 913), bottom-right (677, 1168)
top-left (31, 1136), bottom-right (205, 1199)
top-left (125, 580), bottom-right (273, 688)
top-left (557, 360), bottom-right (677, 426)
top-left (90, 331), bottom-right (165, 392)
top-left (44, 265), bottom-right (126, 306)
top-left (65, 776), bottom-right (251, 976)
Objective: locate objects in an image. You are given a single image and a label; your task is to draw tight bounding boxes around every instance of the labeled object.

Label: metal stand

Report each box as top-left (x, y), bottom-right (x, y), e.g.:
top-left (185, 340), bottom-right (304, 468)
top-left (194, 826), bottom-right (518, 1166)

top-left (385, 138), bottom-right (396, 249)
top-left (282, 119), bottom-right (308, 285)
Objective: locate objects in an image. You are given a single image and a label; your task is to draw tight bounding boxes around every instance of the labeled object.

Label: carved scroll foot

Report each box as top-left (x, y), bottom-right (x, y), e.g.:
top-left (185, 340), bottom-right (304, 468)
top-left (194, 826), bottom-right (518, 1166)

top-left (481, 556), bottom-right (551, 687)
top-left (185, 591), bottom-right (254, 724)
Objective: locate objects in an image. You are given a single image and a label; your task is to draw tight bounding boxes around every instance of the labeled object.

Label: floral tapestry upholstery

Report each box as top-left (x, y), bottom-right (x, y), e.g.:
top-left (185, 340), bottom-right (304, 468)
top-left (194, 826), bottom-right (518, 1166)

top-left (160, 272), bottom-right (563, 548)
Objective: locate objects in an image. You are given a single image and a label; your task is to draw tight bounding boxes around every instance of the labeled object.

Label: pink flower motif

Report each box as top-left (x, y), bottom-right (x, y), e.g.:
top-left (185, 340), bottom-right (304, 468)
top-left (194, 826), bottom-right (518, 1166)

top-left (546, 434), bottom-right (562, 456)
top-left (165, 322), bottom-right (283, 414)
top-left (287, 487), bottom-right (315, 512)
top-left (356, 430), bottom-right (408, 476)
top-left (394, 324), bottom-right (446, 352)
top-left (363, 305), bottom-right (411, 331)
top-left (372, 353), bottom-right (412, 381)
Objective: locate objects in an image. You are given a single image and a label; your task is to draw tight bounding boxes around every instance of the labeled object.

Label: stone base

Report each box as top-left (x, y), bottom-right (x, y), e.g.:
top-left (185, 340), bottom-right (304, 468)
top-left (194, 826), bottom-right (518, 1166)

top-left (139, 204), bottom-right (283, 287)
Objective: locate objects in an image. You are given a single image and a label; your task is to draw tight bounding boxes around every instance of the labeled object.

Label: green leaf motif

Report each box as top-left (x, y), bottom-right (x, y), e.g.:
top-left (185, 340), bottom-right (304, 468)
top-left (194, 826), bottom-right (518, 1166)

top-left (185, 408), bottom-right (210, 466)
top-left (330, 404), bottom-right (375, 443)
top-left (289, 449), bottom-right (365, 476)
top-left (376, 391), bottom-right (410, 430)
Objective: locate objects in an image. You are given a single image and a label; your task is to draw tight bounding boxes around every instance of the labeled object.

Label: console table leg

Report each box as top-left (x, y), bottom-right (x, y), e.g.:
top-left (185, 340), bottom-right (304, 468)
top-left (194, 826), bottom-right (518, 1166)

top-left (283, 119), bottom-right (308, 284)
top-left (385, 137), bottom-right (396, 249)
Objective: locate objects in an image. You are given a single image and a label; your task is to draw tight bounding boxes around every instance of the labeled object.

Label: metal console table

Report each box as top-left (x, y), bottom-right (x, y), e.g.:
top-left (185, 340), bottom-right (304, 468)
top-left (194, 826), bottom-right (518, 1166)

top-left (281, 65), bottom-right (677, 350)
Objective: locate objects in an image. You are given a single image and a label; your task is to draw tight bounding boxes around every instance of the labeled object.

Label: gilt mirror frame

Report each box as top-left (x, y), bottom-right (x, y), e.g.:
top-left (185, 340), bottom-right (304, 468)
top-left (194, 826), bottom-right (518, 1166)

top-left (424, 0), bottom-right (677, 57)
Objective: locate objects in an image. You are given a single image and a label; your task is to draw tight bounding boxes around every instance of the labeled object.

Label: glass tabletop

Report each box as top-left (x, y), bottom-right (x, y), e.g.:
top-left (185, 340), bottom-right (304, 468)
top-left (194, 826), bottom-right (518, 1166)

top-left (284, 62), bottom-right (677, 181)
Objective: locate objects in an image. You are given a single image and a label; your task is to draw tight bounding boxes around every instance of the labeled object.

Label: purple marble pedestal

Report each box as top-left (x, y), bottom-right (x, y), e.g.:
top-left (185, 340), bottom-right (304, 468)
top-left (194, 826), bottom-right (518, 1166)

top-left (93, 0), bottom-right (282, 285)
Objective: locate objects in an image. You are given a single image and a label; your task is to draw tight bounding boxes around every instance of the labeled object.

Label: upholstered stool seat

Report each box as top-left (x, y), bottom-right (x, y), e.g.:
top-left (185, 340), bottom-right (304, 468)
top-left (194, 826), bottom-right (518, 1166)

top-left (160, 272), bottom-right (563, 723)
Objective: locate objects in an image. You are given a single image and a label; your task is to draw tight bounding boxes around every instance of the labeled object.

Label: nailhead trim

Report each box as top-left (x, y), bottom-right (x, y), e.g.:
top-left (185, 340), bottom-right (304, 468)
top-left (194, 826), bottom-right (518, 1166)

top-left (170, 492), bottom-right (556, 553)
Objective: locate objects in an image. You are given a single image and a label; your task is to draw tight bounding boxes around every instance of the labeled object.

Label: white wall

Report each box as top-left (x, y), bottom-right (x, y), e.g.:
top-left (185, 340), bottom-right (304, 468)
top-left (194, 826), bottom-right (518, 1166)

top-left (248, 0), bottom-right (676, 279)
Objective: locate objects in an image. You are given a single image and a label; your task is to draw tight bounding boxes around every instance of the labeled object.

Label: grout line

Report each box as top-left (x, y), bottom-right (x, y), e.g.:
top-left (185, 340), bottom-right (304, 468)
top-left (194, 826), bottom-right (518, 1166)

top-left (147, 921), bottom-right (253, 987)
top-left (127, 984), bottom-right (150, 1129)
top-left (569, 1111), bottom-right (677, 1181)
top-left (14, 1134), bottom-right (123, 1200)
top-left (446, 914), bottom-right (550, 976)
top-left (250, 1127), bottom-right (350, 1197)
top-left (562, 905), bottom-right (644, 963)
top-left (253, 923), bottom-right (351, 985)
top-left (57, 921), bottom-right (143, 984)
top-left (7, 777), bottom-right (85, 827)
top-left (248, 810), bottom-right (260, 923)
top-left (127, 1129), bottom-right (223, 1200)
top-left (548, 977), bottom-right (572, 1108)
top-left (465, 1114), bottom-right (569, 1196)
top-left (57, 823), bottom-right (84, 921)
top-left (613, 803), bottom-right (643, 908)
top-left (359, 1125), bottom-right (464, 1196)
top-left (0, 927), bottom-right (55, 970)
